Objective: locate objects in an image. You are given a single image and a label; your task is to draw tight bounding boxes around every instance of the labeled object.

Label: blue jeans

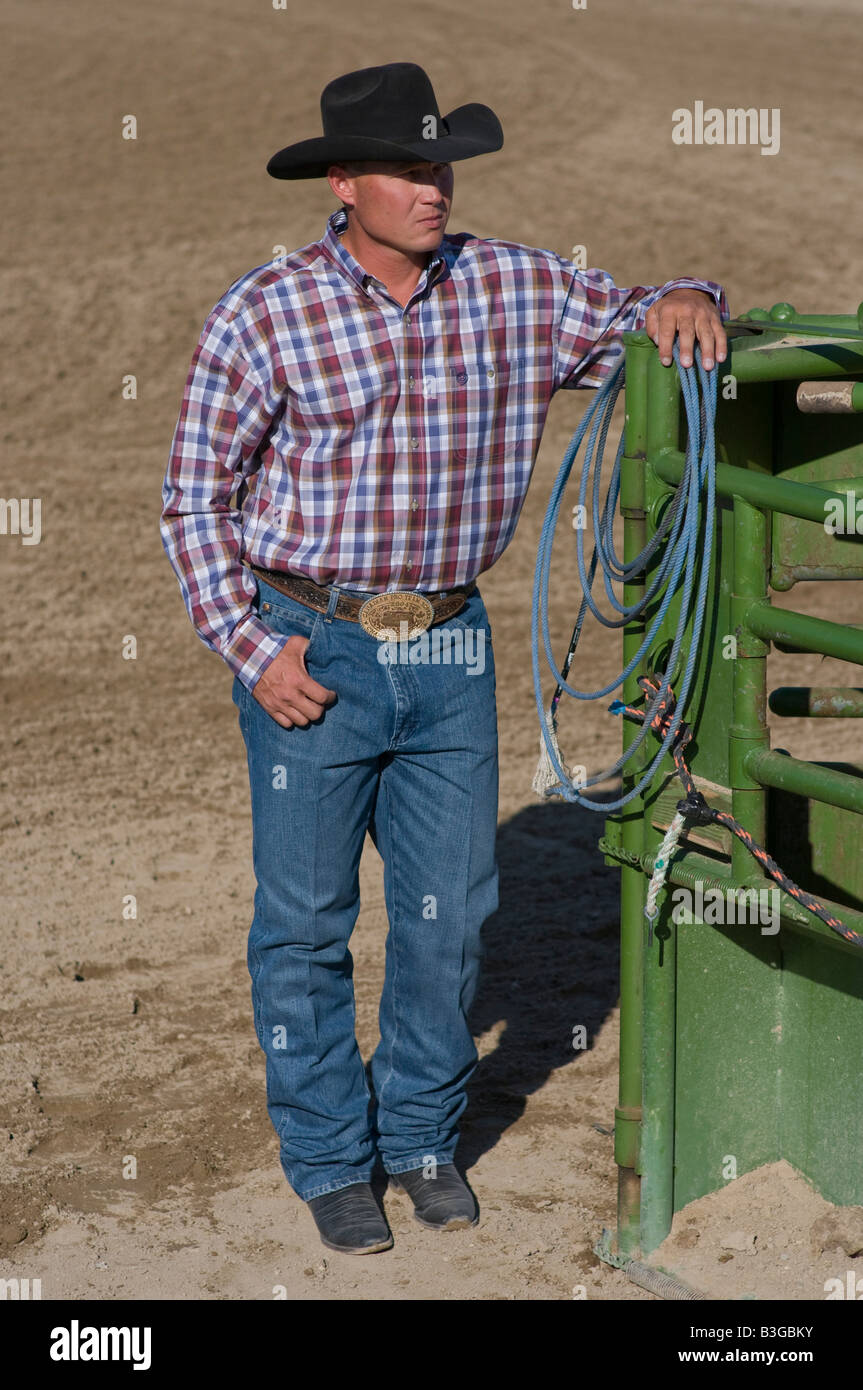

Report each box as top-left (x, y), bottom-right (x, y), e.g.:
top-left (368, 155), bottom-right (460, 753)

top-left (232, 576), bottom-right (499, 1201)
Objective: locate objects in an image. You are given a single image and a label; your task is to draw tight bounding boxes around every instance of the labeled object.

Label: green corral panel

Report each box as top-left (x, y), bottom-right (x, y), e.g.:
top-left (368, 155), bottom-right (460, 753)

top-left (673, 914), bottom-right (863, 1213)
top-left (771, 776), bottom-right (863, 912)
top-left (779, 933), bottom-right (863, 1206)
top-left (674, 921), bottom-right (782, 1209)
top-left (773, 479), bottom-right (863, 588)
top-left (605, 306), bottom-right (863, 1259)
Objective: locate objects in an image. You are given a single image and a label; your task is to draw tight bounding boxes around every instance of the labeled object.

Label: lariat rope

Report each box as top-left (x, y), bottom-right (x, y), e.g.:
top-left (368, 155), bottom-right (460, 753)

top-left (618, 676), bottom-right (863, 950)
top-left (531, 342), bottom-right (716, 810)
top-left (531, 341), bottom-right (862, 949)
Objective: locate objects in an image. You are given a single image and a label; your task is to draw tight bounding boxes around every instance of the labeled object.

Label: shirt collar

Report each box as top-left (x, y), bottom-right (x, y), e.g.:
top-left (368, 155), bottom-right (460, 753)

top-left (321, 208), bottom-right (450, 295)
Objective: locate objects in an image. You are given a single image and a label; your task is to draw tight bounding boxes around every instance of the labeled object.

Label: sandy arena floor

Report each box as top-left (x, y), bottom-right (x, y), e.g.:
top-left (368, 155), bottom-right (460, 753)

top-left (1, 0), bottom-right (862, 1300)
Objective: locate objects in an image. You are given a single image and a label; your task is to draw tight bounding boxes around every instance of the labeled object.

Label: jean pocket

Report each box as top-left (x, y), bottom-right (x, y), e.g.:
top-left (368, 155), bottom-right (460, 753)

top-left (438, 597), bottom-right (494, 678)
top-left (446, 589), bottom-right (489, 633)
top-left (301, 614), bottom-right (324, 668)
top-left (259, 590), bottom-right (318, 637)
top-left (257, 591), bottom-right (328, 683)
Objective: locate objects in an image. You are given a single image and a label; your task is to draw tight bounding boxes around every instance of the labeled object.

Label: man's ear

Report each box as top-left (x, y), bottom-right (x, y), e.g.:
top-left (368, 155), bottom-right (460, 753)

top-left (326, 165), bottom-right (356, 208)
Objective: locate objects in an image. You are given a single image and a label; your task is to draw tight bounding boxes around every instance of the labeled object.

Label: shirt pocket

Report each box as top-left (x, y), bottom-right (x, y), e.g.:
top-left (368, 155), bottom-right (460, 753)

top-left (446, 358), bottom-right (525, 465)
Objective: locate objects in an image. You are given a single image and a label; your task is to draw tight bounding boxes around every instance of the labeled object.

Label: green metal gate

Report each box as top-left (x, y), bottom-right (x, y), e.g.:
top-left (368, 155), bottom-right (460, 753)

top-left (600, 305), bottom-right (863, 1258)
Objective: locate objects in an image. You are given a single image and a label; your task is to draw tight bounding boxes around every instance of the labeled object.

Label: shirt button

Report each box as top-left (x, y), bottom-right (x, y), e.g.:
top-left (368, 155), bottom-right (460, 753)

top-left (410, 498), bottom-right (419, 511)
top-left (456, 370), bottom-right (468, 385)
top-left (408, 374), bottom-right (416, 385)
top-left (410, 437), bottom-right (419, 450)
top-left (405, 562), bottom-right (413, 570)
top-left (487, 368), bottom-right (495, 380)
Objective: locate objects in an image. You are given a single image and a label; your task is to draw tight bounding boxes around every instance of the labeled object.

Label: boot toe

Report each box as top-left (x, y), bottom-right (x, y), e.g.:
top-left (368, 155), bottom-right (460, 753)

top-left (390, 1164), bottom-right (478, 1230)
top-left (307, 1182), bottom-right (393, 1254)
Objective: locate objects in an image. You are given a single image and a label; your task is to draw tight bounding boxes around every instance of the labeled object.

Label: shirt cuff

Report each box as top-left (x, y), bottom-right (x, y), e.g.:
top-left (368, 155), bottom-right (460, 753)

top-left (652, 277), bottom-right (730, 320)
top-left (220, 611), bottom-right (291, 692)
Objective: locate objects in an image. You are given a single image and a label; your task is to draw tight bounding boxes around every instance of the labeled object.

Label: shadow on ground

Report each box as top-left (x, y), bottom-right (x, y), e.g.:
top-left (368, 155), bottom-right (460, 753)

top-left (459, 796), bottom-right (622, 1167)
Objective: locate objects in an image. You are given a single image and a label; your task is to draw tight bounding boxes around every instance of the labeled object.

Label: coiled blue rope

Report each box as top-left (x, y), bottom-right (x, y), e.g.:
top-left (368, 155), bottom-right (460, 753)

top-left (531, 341), bottom-right (717, 811)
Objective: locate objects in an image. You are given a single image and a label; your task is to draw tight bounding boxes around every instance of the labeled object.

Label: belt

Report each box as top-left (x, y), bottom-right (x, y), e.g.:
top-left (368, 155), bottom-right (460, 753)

top-left (250, 564), bottom-right (476, 639)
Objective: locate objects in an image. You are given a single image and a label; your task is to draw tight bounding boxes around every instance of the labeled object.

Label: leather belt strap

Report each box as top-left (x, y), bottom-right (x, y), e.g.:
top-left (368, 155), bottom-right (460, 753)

top-left (250, 565), bottom-right (476, 633)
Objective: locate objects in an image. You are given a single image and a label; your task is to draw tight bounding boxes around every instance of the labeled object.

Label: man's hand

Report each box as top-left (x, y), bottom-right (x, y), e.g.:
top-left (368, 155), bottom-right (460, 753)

top-left (251, 635), bottom-right (337, 729)
top-left (644, 288), bottom-right (727, 371)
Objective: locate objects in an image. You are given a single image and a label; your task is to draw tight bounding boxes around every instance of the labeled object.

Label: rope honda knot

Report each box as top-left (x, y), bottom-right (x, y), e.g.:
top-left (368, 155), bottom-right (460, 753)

top-left (676, 790), bottom-right (716, 827)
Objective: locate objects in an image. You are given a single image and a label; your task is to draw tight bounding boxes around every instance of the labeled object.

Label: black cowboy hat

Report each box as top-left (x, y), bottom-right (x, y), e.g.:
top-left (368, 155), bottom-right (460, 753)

top-left (266, 62), bottom-right (503, 180)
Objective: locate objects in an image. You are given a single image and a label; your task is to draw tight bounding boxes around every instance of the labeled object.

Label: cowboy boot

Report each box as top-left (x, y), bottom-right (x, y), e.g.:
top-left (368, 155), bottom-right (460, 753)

top-left (307, 1182), bottom-right (394, 1254)
top-left (389, 1164), bottom-right (479, 1230)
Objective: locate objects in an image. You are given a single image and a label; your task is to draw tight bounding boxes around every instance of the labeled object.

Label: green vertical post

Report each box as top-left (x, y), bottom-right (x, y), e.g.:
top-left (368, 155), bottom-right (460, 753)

top-left (614, 333), bottom-right (652, 1256)
top-left (730, 498), bottom-right (770, 882)
top-left (638, 348), bottom-right (683, 1253)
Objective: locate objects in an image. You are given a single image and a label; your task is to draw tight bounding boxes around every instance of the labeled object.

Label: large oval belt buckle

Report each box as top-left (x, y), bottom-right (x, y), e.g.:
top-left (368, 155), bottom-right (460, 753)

top-left (358, 591), bottom-right (435, 640)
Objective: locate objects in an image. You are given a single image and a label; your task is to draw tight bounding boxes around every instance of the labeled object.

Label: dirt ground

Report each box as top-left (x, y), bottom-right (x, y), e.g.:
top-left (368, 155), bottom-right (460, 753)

top-left (2, 0), bottom-right (862, 1301)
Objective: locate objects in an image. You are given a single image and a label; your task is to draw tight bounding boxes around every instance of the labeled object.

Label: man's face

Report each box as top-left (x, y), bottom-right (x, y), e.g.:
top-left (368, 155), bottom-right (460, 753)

top-left (327, 160), bottom-right (454, 256)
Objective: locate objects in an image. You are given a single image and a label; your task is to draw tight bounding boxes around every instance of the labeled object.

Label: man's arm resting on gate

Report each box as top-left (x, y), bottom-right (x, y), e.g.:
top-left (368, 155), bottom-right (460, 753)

top-left (553, 266), bottom-right (730, 391)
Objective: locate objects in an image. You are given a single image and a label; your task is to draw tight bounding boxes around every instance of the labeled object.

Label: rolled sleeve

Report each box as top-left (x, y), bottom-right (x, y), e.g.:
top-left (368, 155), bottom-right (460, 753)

top-left (554, 266), bottom-right (729, 391)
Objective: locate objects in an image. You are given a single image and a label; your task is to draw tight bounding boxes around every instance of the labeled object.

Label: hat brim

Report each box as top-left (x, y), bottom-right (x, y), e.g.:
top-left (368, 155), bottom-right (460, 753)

top-left (266, 102), bottom-right (503, 180)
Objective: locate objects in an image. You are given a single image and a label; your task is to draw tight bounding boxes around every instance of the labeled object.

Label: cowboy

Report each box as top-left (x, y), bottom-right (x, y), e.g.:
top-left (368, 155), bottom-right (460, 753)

top-left (161, 62), bottom-right (728, 1257)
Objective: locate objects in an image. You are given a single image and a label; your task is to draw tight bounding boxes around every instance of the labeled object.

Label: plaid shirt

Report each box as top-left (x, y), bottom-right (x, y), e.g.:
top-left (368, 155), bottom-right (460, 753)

top-left (161, 208), bottom-right (727, 690)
